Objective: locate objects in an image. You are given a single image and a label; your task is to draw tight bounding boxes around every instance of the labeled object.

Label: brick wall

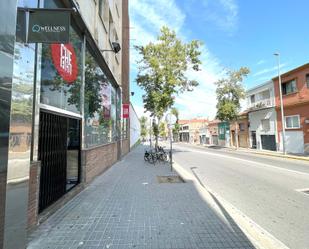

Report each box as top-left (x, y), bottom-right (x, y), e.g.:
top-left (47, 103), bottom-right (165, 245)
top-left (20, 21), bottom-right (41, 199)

top-left (27, 161), bottom-right (40, 232)
top-left (82, 143), bottom-right (118, 184)
top-left (121, 139), bottom-right (130, 156)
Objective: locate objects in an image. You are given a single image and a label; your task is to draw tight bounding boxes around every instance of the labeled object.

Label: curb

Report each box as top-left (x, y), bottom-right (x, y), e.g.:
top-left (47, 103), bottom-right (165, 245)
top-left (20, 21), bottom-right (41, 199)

top-left (172, 161), bottom-right (290, 249)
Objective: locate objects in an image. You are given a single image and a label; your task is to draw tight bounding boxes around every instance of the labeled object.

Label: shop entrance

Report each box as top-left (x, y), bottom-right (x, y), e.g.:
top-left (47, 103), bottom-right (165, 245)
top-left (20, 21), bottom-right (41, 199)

top-left (38, 111), bottom-right (81, 212)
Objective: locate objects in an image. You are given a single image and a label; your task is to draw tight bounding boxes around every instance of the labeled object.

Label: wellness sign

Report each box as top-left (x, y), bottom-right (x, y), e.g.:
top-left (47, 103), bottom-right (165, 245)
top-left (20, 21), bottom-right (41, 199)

top-left (27, 9), bottom-right (71, 43)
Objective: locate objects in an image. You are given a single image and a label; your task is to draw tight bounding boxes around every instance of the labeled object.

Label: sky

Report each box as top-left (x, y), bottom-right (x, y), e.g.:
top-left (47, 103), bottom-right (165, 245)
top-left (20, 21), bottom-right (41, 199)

top-left (129, 0), bottom-right (309, 120)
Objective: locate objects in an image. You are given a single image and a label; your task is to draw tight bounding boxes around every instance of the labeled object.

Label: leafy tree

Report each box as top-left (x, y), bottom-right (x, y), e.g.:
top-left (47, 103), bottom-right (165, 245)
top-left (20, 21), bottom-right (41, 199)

top-left (135, 26), bottom-right (202, 147)
top-left (171, 107), bottom-right (180, 141)
top-left (215, 67), bottom-right (250, 148)
top-left (159, 122), bottom-right (167, 139)
top-left (140, 116), bottom-right (148, 141)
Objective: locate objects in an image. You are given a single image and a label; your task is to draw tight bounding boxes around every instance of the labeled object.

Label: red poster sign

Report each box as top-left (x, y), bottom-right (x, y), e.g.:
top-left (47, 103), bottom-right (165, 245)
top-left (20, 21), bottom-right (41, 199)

top-left (123, 104), bottom-right (130, 119)
top-left (51, 43), bottom-right (78, 83)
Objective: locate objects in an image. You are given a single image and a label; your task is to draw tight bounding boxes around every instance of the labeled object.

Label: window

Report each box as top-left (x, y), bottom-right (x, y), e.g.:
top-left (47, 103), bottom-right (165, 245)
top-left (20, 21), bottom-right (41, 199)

top-left (285, 115), bottom-right (300, 129)
top-left (282, 79), bottom-right (297, 95)
top-left (239, 123), bottom-right (245, 131)
top-left (84, 44), bottom-right (119, 148)
top-left (250, 95), bottom-right (255, 104)
top-left (261, 119), bottom-right (270, 131)
top-left (99, 0), bottom-right (109, 28)
top-left (306, 74), bottom-right (309, 88)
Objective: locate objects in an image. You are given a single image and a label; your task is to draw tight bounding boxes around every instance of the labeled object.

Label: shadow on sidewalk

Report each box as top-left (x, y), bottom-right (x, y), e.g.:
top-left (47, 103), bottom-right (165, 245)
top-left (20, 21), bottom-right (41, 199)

top-left (27, 145), bottom-right (256, 249)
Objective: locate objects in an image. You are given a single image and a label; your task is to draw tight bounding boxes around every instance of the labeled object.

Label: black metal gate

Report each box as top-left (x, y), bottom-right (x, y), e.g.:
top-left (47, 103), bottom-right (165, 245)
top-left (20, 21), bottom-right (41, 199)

top-left (38, 111), bottom-right (68, 212)
top-left (261, 135), bottom-right (276, 151)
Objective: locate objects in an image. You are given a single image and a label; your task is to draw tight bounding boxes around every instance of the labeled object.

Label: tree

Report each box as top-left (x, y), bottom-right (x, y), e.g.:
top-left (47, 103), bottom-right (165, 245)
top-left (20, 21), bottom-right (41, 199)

top-left (135, 26), bottom-right (202, 148)
top-left (159, 122), bottom-right (167, 139)
top-left (140, 116), bottom-right (148, 142)
top-left (215, 67), bottom-right (250, 148)
top-left (171, 107), bottom-right (180, 141)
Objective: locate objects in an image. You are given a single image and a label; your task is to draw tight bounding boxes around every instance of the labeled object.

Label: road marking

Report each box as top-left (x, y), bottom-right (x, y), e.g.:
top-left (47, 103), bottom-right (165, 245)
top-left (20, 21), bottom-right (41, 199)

top-left (174, 145), bottom-right (309, 177)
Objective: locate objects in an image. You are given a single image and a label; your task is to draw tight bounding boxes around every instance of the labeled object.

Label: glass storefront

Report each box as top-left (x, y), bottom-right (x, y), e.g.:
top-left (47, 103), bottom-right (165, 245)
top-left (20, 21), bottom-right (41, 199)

top-left (84, 44), bottom-right (119, 148)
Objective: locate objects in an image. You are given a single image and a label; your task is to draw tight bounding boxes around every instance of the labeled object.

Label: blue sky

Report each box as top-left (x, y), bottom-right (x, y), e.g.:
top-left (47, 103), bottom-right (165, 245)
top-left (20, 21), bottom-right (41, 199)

top-left (129, 0), bottom-right (309, 119)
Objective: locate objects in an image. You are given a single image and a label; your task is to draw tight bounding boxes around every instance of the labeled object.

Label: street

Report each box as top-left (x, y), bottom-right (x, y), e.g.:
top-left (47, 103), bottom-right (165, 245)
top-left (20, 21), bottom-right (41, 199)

top-left (172, 142), bottom-right (309, 249)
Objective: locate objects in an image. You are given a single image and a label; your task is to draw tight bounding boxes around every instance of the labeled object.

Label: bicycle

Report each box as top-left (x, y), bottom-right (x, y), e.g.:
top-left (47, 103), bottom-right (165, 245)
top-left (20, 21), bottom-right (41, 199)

top-left (144, 149), bottom-right (157, 164)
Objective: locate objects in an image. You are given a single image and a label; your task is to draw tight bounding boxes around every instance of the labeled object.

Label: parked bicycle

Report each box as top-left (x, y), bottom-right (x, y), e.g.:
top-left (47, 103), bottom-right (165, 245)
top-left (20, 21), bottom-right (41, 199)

top-left (155, 146), bottom-right (168, 162)
top-left (144, 149), bottom-right (157, 164)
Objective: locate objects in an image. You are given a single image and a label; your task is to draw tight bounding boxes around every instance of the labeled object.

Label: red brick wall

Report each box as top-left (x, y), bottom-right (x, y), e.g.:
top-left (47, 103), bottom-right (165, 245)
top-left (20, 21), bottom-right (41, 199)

top-left (27, 161), bottom-right (40, 232)
top-left (82, 143), bottom-right (118, 184)
top-left (276, 104), bottom-right (309, 145)
top-left (273, 64), bottom-right (309, 108)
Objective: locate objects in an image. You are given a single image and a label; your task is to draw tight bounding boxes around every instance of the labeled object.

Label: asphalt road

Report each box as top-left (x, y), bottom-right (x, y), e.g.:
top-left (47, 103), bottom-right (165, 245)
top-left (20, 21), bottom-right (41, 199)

top-left (172, 142), bottom-right (309, 249)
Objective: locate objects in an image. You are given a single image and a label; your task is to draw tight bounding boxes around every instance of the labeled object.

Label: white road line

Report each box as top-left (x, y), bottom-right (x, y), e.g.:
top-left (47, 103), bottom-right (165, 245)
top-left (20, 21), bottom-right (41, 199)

top-left (174, 145), bottom-right (309, 177)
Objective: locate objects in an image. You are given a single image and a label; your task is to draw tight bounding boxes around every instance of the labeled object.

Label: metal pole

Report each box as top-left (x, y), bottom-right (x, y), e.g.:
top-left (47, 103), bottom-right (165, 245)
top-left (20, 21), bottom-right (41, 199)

top-left (275, 53), bottom-right (286, 155)
top-left (170, 125), bottom-right (173, 171)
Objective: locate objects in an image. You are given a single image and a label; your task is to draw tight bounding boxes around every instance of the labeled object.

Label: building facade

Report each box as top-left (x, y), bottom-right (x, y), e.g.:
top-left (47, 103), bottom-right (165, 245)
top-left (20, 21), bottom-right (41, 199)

top-left (208, 120), bottom-right (220, 145)
top-left (179, 119), bottom-right (208, 144)
top-left (218, 122), bottom-right (230, 147)
top-left (273, 63), bottom-right (309, 154)
top-left (230, 112), bottom-right (250, 148)
top-left (246, 81), bottom-right (277, 151)
top-left (0, 1), bottom-right (130, 248)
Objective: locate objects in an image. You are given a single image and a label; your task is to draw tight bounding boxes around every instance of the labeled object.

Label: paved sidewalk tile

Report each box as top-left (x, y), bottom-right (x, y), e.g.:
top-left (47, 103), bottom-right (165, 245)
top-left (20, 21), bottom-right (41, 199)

top-left (27, 146), bottom-right (256, 249)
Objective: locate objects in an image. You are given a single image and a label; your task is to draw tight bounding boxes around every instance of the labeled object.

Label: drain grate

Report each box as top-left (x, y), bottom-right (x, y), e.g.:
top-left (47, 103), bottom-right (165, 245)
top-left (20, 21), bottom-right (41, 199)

top-left (157, 175), bottom-right (185, 183)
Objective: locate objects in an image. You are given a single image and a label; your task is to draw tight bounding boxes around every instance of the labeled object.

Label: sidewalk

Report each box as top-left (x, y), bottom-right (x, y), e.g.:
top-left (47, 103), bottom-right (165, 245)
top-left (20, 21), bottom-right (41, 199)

top-left (27, 145), bottom-right (256, 249)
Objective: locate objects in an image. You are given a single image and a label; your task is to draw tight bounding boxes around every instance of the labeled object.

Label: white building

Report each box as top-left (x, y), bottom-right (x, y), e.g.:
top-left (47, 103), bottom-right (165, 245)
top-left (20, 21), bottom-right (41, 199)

top-left (246, 81), bottom-right (278, 151)
top-left (130, 103), bottom-right (141, 148)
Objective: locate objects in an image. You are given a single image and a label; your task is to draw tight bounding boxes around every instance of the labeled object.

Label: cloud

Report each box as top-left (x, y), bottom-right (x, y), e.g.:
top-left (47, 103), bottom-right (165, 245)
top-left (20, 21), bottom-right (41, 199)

top-left (129, 0), bottom-right (227, 120)
top-left (256, 60), bottom-right (266, 65)
top-left (200, 0), bottom-right (239, 34)
top-left (253, 63), bottom-right (287, 77)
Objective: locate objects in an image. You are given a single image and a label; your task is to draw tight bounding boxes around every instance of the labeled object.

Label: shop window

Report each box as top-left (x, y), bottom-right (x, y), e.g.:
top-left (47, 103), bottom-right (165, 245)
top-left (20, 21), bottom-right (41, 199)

top-left (282, 79), bottom-right (297, 95)
top-left (40, 25), bottom-right (83, 114)
top-left (285, 115), bottom-right (300, 129)
top-left (84, 44), bottom-right (118, 148)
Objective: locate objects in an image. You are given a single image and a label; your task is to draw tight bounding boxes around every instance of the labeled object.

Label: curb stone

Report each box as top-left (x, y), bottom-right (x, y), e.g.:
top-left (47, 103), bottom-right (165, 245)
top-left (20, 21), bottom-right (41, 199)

top-left (172, 160), bottom-right (290, 249)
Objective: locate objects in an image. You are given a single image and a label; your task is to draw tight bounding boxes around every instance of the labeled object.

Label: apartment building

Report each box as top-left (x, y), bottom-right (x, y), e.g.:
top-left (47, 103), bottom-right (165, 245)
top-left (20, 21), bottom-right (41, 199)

top-left (273, 63), bottom-right (309, 154)
top-left (230, 112), bottom-right (250, 148)
top-left (246, 81), bottom-right (277, 151)
top-left (0, 1), bottom-right (130, 248)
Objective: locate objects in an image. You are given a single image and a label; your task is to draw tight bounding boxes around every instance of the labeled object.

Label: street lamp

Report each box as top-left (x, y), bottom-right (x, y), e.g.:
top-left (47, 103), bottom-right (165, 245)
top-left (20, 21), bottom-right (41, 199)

top-left (274, 52), bottom-right (286, 155)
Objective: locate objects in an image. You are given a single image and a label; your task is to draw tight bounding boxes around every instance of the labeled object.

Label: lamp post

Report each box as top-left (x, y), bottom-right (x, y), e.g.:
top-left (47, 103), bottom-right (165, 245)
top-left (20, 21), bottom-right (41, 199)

top-left (274, 52), bottom-right (286, 155)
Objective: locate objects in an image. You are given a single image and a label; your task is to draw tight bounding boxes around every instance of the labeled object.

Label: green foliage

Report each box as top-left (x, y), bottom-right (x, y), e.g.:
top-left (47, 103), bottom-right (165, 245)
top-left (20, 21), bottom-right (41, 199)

top-left (215, 67), bottom-right (250, 122)
top-left (140, 116), bottom-right (148, 140)
top-left (135, 26), bottom-right (202, 119)
top-left (159, 122), bottom-right (167, 138)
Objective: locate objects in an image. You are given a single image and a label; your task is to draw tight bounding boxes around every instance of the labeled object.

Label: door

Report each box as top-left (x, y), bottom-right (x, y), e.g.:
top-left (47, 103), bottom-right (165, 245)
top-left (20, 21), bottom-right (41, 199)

top-left (212, 135), bottom-right (218, 145)
top-left (261, 135), bottom-right (276, 151)
top-left (251, 131), bottom-right (257, 149)
top-left (38, 111), bottom-right (81, 212)
top-left (282, 131), bottom-right (304, 154)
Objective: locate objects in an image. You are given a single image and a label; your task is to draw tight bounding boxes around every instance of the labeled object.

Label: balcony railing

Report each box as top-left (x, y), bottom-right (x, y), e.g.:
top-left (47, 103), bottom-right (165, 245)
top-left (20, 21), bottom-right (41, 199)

top-left (248, 98), bottom-right (274, 110)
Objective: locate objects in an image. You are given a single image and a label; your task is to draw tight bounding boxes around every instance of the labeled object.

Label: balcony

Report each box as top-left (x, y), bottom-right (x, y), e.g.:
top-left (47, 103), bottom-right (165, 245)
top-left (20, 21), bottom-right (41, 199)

top-left (248, 98), bottom-right (274, 110)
